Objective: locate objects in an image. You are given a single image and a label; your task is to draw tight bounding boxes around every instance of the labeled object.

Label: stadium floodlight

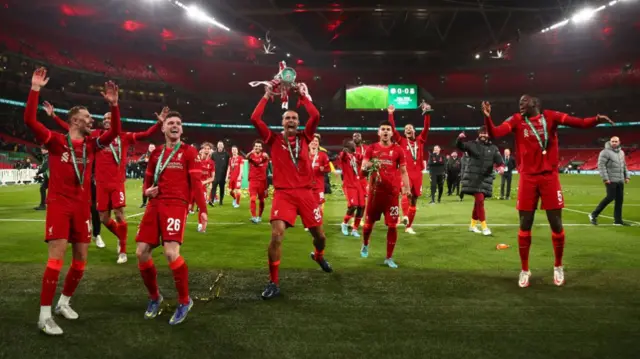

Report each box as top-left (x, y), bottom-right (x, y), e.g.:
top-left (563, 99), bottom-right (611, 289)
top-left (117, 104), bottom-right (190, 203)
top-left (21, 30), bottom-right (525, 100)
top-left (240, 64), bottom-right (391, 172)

top-left (170, 1), bottom-right (230, 31)
top-left (474, 53), bottom-right (480, 59)
top-left (571, 8), bottom-right (596, 23)
top-left (187, 5), bottom-right (209, 22)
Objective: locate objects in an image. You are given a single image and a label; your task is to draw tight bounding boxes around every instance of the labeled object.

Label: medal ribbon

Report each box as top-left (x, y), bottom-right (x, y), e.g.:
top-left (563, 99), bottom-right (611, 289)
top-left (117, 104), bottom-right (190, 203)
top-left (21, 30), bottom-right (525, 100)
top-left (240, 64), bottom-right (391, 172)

top-left (109, 136), bottom-right (121, 165)
top-left (349, 154), bottom-right (359, 177)
top-left (524, 115), bottom-right (548, 153)
top-left (311, 151), bottom-right (318, 169)
top-left (66, 134), bottom-right (87, 187)
top-left (286, 135), bottom-right (299, 168)
top-left (408, 140), bottom-right (417, 161)
top-left (154, 142), bottom-right (182, 186)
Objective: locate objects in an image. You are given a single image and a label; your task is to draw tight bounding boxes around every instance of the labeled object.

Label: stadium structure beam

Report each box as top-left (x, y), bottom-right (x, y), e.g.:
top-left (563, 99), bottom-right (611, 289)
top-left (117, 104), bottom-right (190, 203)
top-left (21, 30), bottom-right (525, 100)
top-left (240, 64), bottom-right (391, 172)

top-left (235, 6), bottom-right (564, 15)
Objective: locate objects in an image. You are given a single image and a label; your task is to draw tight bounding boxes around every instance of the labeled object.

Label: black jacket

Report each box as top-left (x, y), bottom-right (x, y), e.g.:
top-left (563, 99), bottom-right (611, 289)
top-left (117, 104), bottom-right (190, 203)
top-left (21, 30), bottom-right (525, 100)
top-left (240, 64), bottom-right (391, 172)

top-left (446, 157), bottom-right (462, 175)
top-left (502, 155), bottom-right (516, 177)
top-left (456, 137), bottom-right (503, 197)
top-left (212, 150), bottom-right (230, 181)
top-left (428, 153), bottom-right (446, 176)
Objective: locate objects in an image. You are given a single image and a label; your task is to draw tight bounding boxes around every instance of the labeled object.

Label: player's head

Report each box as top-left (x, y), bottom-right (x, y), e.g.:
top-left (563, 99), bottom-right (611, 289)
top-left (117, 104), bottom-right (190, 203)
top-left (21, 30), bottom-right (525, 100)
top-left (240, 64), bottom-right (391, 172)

top-left (217, 140), bottom-right (224, 151)
top-left (148, 144), bottom-right (156, 152)
top-left (68, 106), bottom-right (93, 135)
top-left (446, 154), bottom-right (451, 159)
top-left (162, 111), bottom-right (183, 142)
top-left (404, 124), bottom-right (416, 140)
top-left (378, 120), bottom-right (393, 143)
top-left (343, 138), bottom-right (356, 153)
top-left (253, 139), bottom-right (264, 153)
top-left (478, 126), bottom-right (489, 142)
top-left (231, 145), bottom-right (239, 156)
top-left (41, 147), bottom-right (49, 155)
top-left (353, 132), bottom-right (363, 144)
top-left (504, 148), bottom-right (511, 156)
top-left (309, 134), bottom-right (320, 151)
top-left (433, 145), bottom-right (441, 154)
top-left (102, 112), bottom-right (112, 130)
top-left (201, 142), bottom-right (213, 156)
top-left (610, 136), bottom-right (620, 149)
top-left (519, 94), bottom-right (540, 116)
top-left (282, 110), bottom-right (299, 135)
top-left (451, 151), bottom-right (458, 159)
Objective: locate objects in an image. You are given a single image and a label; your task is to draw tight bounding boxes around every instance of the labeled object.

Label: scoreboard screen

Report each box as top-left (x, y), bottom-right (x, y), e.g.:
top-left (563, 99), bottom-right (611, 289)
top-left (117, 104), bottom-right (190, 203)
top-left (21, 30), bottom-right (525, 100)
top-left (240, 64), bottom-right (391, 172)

top-left (345, 84), bottom-right (418, 110)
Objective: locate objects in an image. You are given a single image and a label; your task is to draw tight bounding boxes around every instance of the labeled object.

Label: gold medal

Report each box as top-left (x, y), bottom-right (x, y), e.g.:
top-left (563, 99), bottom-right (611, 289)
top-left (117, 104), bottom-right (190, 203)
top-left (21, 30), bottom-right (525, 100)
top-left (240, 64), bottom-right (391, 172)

top-left (542, 150), bottom-right (547, 155)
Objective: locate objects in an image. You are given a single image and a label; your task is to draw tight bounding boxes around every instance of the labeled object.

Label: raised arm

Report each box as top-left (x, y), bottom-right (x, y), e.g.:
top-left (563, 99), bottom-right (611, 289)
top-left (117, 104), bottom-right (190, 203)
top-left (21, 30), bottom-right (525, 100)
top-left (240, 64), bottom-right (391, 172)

top-left (250, 94), bottom-right (274, 143)
top-left (546, 110), bottom-right (607, 129)
top-left (301, 94), bottom-right (320, 140)
top-left (43, 101), bottom-right (70, 131)
top-left (387, 105), bottom-right (402, 143)
top-left (416, 102), bottom-right (432, 142)
top-left (131, 107), bottom-right (169, 142)
top-left (482, 101), bottom-right (513, 139)
top-left (25, 69), bottom-right (53, 145)
top-left (97, 81), bottom-right (121, 146)
top-left (455, 133), bottom-right (469, 152)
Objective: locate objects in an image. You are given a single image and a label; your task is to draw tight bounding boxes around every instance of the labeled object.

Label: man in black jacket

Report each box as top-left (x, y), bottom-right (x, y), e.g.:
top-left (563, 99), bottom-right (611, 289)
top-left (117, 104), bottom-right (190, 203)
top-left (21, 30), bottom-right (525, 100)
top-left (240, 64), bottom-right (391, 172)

top-left (428, 145), bottom-right (446, 203)
top-left (500, 148), bottom-right (516, 200)
top-left (456, 127), bottom-right (504, 236)
top-left (446, 151), bottom-right (462, 196)
top-left (211, 140), bottom-right (230, 205)
top-left (34, 148), bottom-right (49, 210)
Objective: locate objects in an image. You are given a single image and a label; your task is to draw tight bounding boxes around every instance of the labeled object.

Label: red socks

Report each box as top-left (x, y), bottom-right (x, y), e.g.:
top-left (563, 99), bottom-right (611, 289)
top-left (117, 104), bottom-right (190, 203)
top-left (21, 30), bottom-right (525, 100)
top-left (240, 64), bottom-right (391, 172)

top-left (117, 220), bottom-right (127, 254)
top-left (363, 223), bottom-right (373, 246)
top-left (473, 193), bottom-right (486, 221)
top-left (408, 206), bottom-right (417, 227)
top-left (62, 259), bottom-right (86, 297)
top-left (552, 230), bottom-right (565, 267)
top-left (105, 218), bottom-right (119, 236)
top-left (518, 230), bottom-right (532, 271)
top-left (250, 196), bottom-right (257, 217)
top-left (353, 216), bottom-right (362, 231)
top-left (40, 258), bottom-right (63, 306)
top-left (169, 256), bottom-right (190, 305)
top-left (268, 259), bottom-right (280, 284)
top-left (235, 192), bottom-right (242, 205)
top-left (343, 214), bottom-right (353, 224)
top-left (386, 227), bottom-right (398, 259)
top-left (401, 195), bottom-right (410, 217)
top-left (138, 258), bottom-right (160, 301)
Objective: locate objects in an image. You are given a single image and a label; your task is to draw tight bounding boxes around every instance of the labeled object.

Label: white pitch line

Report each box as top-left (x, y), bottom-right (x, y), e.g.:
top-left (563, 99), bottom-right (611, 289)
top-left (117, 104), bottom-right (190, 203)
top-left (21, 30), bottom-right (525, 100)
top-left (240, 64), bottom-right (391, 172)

top-left (567, 204), bottom-right (640, 207)
top-left (563, 207), bottom-right (640, 225)
top-left (126, 212), bottom-right (145, 218)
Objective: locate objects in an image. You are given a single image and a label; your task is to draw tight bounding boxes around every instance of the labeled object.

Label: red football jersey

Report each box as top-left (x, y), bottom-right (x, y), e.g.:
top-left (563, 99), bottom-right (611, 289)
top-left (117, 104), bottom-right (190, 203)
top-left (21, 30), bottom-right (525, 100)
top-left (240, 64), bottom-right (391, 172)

top-left (485, 110), bottom-right (598, 175)
top-left (354, 144), bottom-right (368, 176)
top-left (228, 155), bottom-right (244, 182)
top-left (250, 96), bottom-right (320, 190)
top-left (247, 152), bottom-right (269, 182)
top-left (389, 112), bottom-right (431, 174)
top-left (145, 143), bottom-right (201, 203)
top-left (201, 158), bottom-right (214, 181)
top-left (311, 150), bottom-right (330, 191)
top-left (338, 151), bottom-right (361, 188)
top-left (364, 142), bottom-right (406, 195)
top-left (24, 90), bottom-right (121, 205)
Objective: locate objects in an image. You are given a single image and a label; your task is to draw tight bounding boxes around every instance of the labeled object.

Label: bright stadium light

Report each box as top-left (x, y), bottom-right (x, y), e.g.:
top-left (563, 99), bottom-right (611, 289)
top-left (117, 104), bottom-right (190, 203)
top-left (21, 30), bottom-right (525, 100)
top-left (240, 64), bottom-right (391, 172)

top-left (572, 8), bottom-right (596, 23)
top-left (169, 1), bottom-right (230, 31)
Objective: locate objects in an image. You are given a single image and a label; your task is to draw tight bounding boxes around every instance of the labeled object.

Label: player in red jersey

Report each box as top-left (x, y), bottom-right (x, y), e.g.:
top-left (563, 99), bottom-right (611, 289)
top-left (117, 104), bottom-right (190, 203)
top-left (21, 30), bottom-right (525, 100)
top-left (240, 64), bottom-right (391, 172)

top-left (136, 111), bottom-right (208, 325)
top-left (195, 143), bottom-right (214, 232)
top-left (361, 120), bottom-right (411, 268)
top-left (353, 132), bottom-right (369, 197)
top-left (338, 139), bottom-right (366, 237)
top-left (305, 134), bottom-right (331, 231)
top-left (246, 140), bottom-right (270, 223)
top-left (483, 96), bottom-right (614, 287)
top-left (46, 104), bottom-right (167, 264)
top-left (227, 145), bottom-right (245, 208)
top-left (25, 68), bottom-right (121, 335)
top-left (387, 102), bottom-right (432, 234)
top-left (250, 86), bottom-right (333, 300)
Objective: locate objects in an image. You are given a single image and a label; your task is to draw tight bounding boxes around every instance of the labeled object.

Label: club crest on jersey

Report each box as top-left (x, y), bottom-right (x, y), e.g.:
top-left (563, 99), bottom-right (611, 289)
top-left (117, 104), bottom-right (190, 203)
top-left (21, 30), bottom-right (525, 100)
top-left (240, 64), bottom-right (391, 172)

top-left (524, 129), bottom-right (529, 137)
top-left (61, 152), bottom-right (69, 162)
top-left (177, 153), bottom-right (183, 161)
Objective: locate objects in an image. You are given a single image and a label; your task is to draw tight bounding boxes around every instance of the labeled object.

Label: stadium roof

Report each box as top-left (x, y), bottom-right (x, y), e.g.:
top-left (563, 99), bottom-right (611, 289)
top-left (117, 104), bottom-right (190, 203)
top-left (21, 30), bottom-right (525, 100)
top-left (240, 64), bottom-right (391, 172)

top-left (3, 0), bottom-right (639, 68)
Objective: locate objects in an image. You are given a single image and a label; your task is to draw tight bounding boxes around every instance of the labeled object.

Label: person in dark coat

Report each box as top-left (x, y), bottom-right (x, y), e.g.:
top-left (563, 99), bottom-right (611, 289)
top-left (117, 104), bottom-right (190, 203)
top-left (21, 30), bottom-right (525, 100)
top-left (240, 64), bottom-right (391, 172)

top-left (499, 148), bottom-right (517, 200)
top-left (427, 145), bottom-right (446, 203)
top-left (456, 127), bottom-right (504, 236)
top-left (446, 151), bottom-right (462, 196)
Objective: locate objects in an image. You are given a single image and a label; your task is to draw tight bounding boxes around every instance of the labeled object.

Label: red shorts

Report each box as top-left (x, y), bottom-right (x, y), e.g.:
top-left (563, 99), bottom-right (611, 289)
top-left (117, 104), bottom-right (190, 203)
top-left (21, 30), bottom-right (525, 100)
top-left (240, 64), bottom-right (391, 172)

top-left (228, 180), bottom-right (241, 191)
top-left (271, 188), bottom-right (322, 228)
top-left (96, 182), bottom-right (126, 212)
top-left (249, 181), bottom-right (268, 199)
top-left (136, 200), bottom-right (188, 248)
top-left (359, 178), bottom-right (369, 197)
top-left (517, 172), bottom-right (564, 211)
top-left (45, 198), bottom-right (91, 243)
top-left (403, 174), bottom-right (423, 197)
top-left (312, 186), bottom-right (326, 204)
top-left (365, 191), bottom-right (400, 226)
top-left (344, 184), bottom-right (365, 207)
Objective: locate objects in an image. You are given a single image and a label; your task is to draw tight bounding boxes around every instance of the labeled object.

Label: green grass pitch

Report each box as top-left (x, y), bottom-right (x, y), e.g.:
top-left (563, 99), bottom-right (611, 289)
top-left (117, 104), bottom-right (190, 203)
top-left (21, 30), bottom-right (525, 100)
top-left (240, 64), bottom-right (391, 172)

top-left (0, 174), bottom-right (639, 358)
top-left (345, 85), bottom-right (388, 110)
